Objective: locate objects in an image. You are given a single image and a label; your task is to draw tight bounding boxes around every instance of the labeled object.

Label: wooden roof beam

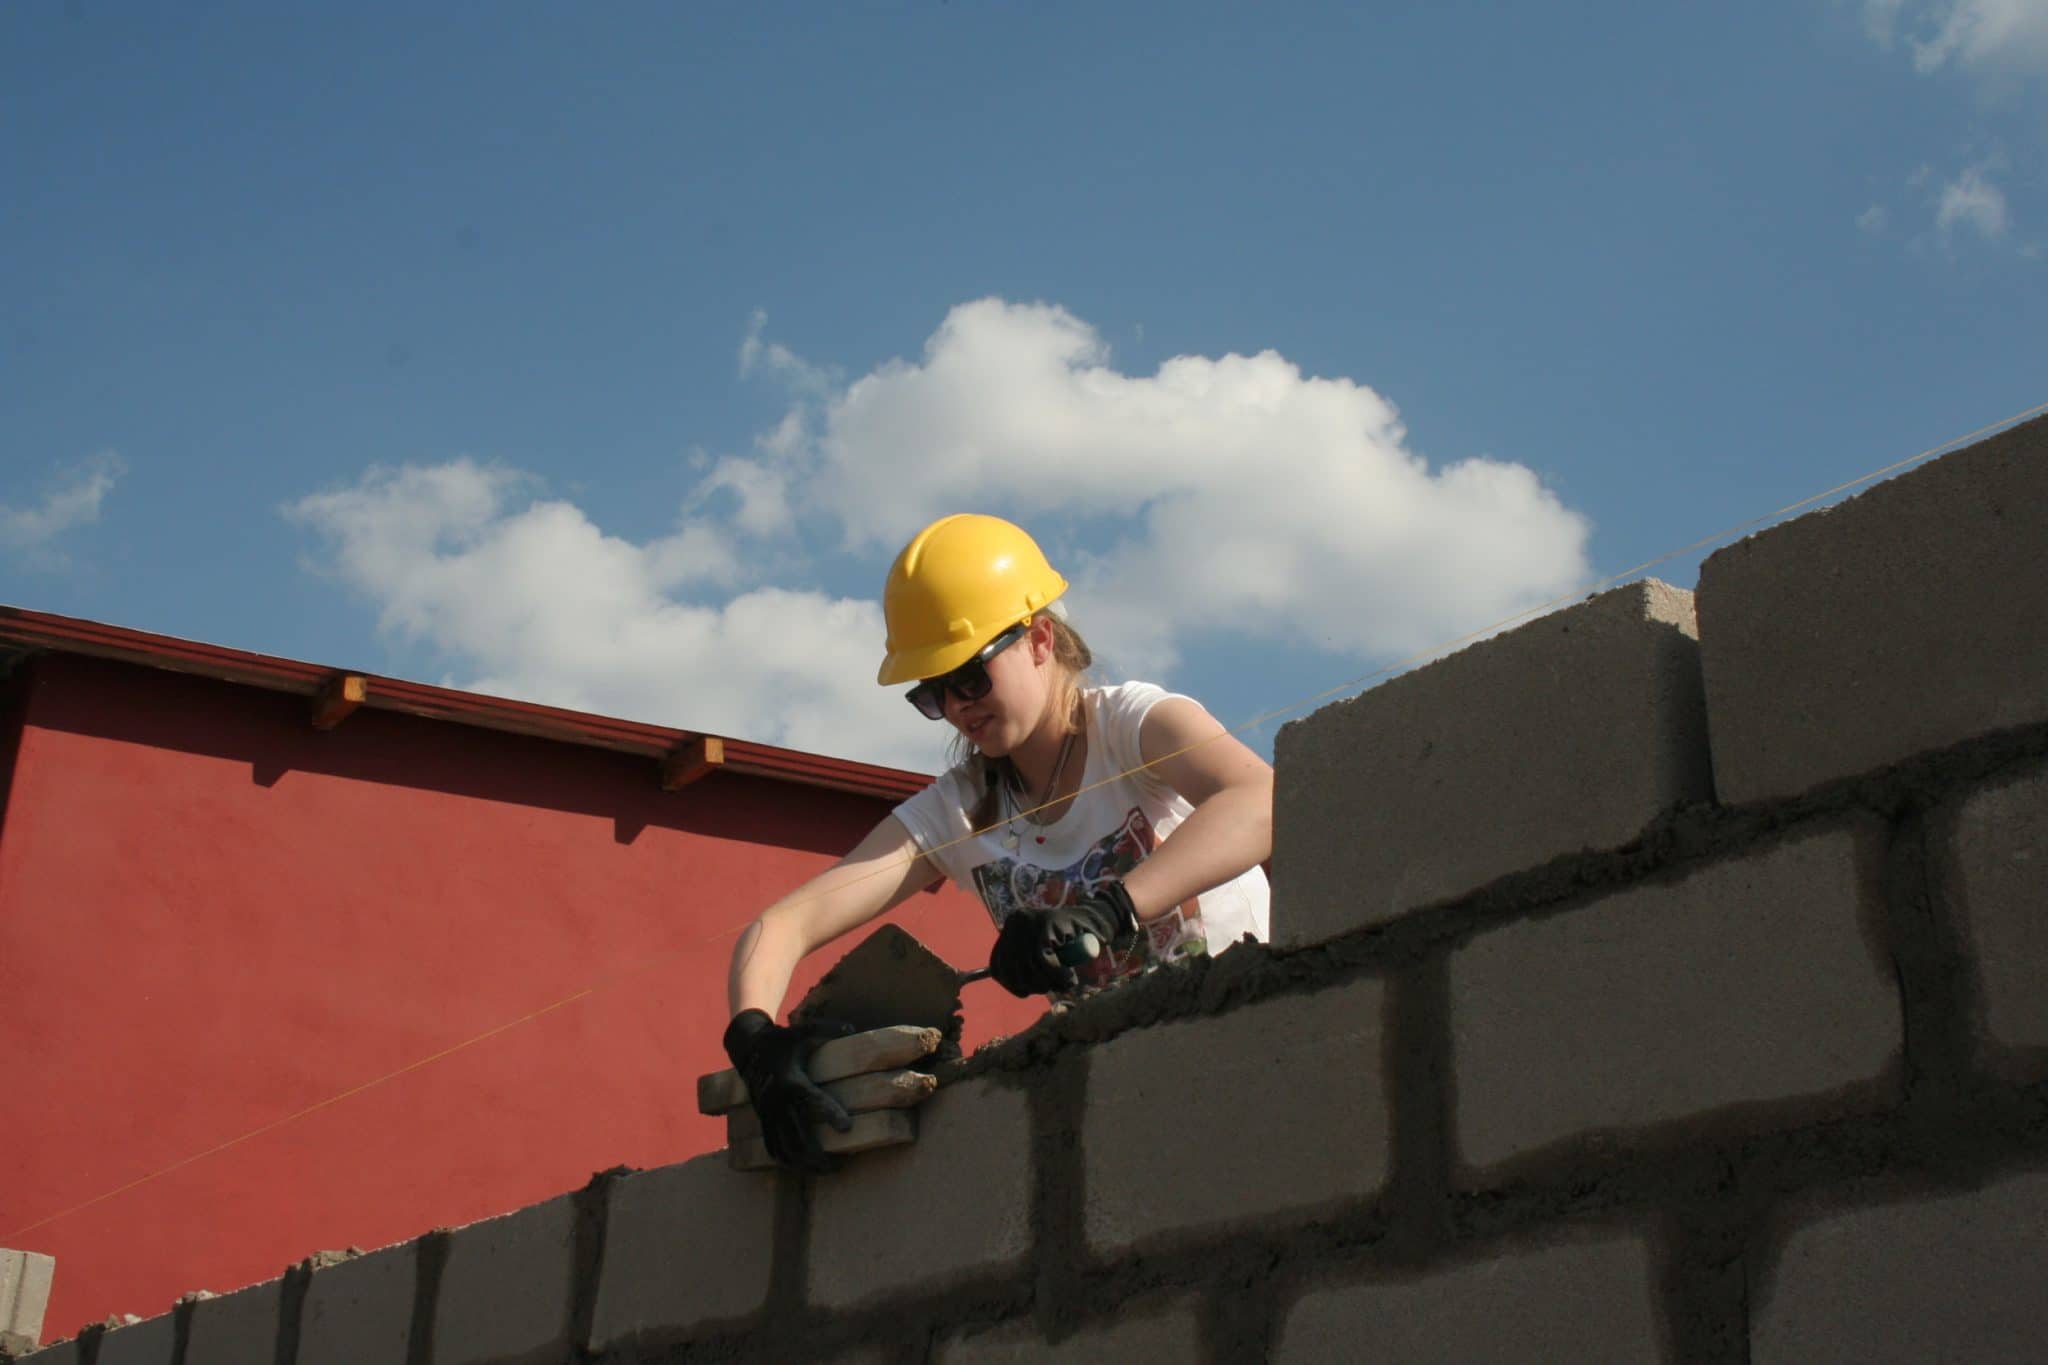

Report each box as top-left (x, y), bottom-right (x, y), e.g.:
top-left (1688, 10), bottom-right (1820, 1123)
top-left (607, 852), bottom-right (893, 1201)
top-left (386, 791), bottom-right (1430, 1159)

top-left (311, 674), bottom-right (367, 731)
top-left (661, 734), bottom-right (726, 791)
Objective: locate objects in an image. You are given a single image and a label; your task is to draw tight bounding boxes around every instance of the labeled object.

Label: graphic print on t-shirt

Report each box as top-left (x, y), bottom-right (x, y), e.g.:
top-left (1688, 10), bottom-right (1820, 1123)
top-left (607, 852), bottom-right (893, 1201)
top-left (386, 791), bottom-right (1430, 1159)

top-left (971, 806), bottom-right (1207, 990)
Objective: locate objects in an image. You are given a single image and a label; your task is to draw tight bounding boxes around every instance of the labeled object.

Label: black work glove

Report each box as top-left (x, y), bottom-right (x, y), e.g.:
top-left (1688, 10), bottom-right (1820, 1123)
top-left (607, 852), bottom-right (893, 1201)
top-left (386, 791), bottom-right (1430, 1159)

top-left (987, 880), bottom-right (1140, 998)
top-left (722, 1009), bottom-right (857, 1173)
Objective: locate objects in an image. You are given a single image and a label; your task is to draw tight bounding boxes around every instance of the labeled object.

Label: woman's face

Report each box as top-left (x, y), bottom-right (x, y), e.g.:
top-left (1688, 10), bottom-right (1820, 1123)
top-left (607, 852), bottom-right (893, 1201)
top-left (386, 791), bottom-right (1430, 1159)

top-left (944, 618), bottom-right (1053, 756)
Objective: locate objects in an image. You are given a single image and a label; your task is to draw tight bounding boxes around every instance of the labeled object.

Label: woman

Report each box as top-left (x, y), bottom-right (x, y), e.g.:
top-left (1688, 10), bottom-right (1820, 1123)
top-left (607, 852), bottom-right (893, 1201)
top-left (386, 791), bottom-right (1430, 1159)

top-left (723, 513), bottom-right (1273, 1170)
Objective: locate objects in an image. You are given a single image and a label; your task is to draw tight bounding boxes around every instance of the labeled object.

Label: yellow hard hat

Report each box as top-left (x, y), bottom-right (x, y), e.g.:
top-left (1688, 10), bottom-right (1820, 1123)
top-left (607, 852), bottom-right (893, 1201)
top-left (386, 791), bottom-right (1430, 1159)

top-left (877, 514), bottom-right (1069, 685)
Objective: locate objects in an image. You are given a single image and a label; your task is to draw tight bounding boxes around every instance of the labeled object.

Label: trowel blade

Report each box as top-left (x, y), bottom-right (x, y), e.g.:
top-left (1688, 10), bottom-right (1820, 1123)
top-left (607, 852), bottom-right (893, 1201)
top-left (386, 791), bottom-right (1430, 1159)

top-left (789, 924), bottom-right (972, 1061)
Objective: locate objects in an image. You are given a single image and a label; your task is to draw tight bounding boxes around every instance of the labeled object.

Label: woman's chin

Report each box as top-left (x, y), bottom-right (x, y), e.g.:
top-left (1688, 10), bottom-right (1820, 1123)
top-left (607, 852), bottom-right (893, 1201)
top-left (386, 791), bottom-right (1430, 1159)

top-left (958, 717), bottom-right (1004, 754)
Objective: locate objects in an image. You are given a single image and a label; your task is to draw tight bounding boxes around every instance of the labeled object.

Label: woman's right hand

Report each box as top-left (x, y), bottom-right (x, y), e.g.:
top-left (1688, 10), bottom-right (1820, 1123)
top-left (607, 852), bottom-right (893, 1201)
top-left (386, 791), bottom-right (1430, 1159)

top-left (987, 882), bottom-right (1138, 997)
top-left (721, 1009), bottom-right (858, 1172)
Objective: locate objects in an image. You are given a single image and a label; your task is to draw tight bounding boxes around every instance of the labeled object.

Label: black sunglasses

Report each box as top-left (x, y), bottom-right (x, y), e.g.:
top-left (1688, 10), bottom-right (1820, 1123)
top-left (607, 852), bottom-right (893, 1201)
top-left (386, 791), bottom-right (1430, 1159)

top-left (905, 622), bottom-right (1030, 720)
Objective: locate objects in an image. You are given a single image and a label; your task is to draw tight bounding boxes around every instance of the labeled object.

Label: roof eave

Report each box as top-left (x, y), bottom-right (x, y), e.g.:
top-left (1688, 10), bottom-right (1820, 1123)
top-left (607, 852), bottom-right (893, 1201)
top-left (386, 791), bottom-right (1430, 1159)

top-left (0, 605), bottom-right (932, 803)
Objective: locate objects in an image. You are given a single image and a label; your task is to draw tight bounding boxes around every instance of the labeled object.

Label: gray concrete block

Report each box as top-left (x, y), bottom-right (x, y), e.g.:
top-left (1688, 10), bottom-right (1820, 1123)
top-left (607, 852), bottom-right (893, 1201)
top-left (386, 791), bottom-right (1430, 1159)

top-left (1754, 1168), bottom-right (2048, 1364)
top-left (1274, 580), bottom-right (1709, 945)
top-left (1936, 760), bottom-right (2048, 1052)
top-left (433, 1194), bottom-right (577, 1365)
top-left (0, 1252), bottom-right (54, 1351)
top-left (85, 1315), bottom-right (176, 1365)
top-left (9, 1336), bottom-right (82, 1364)
top-left (936, 1299), bottom-right (1201, 1362)
top-left (1275, 1231), bottom-right (1668, 1363)
top-left (296, 1243), bottom-right (416, 1365)
top-left (1084, 978), bottom-right (1389, 1255)
top-left (808, 1078), bottom-right (1031, 1310)
top-left (809, 1348), bottom-right (897, 1365)
top-left (1451, 821), bottom-right (1899, 1173)
top-left (587, 1153), bottom-right (777, 1352)
top-left (183, 1281), bottom-right (283, 1365)
top-left (1698, 413), bottom-right (2048, 805)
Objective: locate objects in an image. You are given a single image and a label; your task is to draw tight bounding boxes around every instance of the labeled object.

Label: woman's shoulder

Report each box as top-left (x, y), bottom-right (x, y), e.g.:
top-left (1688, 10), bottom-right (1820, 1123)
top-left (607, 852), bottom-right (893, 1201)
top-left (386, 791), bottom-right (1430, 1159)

top-left (1084, 679), bottom-right (1204, 775)
top-left (895, 755), bottom-right (981, 811)
top-left (1084, 678), bottom-right (1197, 727)
top-left (921, 755), bottom-right (984, 801)
top-left (1083, 677), bottom-right (1172, 706)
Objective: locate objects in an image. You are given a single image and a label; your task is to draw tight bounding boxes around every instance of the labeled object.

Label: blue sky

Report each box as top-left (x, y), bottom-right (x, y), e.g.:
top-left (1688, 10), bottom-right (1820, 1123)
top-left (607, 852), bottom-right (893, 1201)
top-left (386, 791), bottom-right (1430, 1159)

top-left (4, 1), bottom-right (2044, 770)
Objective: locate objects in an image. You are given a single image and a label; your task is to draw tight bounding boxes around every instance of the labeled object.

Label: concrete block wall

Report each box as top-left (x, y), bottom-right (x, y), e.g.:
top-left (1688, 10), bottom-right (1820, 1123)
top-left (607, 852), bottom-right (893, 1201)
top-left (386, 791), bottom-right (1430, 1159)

top-left (1, 1253), bottom-right (56, 1356)
top-left (14, 414), bottom-right (2047, 1363)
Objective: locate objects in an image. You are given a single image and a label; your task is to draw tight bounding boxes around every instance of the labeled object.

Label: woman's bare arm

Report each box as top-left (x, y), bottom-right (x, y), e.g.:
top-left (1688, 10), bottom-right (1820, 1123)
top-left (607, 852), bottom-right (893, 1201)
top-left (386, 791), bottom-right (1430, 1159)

top-left (727, 814), bottom-right (942, 1018)
top-left (1118, 697), bottom-right (1274, 921)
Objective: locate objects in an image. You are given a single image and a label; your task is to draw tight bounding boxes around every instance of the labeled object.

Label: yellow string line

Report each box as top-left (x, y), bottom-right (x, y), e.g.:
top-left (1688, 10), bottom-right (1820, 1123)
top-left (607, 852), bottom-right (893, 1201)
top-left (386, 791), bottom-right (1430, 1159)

top-left (7, 988), bottom-right (596, 1240)
top-left (11, 397), bottom-right (2043, 1242)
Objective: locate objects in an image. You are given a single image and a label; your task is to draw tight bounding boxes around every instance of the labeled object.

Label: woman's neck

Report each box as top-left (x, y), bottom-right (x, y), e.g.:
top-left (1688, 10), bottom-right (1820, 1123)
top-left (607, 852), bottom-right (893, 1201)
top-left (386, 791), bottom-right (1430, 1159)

top-left (1007, 695), bottom-right (1078, 798)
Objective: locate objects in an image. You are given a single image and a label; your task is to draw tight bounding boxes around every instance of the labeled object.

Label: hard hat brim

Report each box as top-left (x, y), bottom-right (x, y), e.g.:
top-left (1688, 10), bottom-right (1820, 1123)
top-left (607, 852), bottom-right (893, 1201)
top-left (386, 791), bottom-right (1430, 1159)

top-left (876, 616), bottom-right (1034, 687)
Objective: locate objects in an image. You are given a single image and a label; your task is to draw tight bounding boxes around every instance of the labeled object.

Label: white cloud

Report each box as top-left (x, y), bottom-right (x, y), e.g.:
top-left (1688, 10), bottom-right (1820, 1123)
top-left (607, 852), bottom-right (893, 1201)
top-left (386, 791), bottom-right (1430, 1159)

top-left (695, 454), bottom-right (793, 536)
top-left (290, 301), bottom-right (1594, 767)
top-left (1862, 0), bottom-right (1909, 46)
top-left (1858, 204), bottom-right (1891, 233)
top-left (1860, 0), bottom-right (2048, 75)
top-left (738, 309), bottom-right (839, 400)
top-left (1, 452), bottom-right (126, 567)
top-left (285, 458), bottom-right (945, 770)
top-left (1914, 0), bottom-right (2048, 72)
top-left (773, 298), bottom-right (1592, 674)
top-left (1936, 162), bottom-right (2012, 238)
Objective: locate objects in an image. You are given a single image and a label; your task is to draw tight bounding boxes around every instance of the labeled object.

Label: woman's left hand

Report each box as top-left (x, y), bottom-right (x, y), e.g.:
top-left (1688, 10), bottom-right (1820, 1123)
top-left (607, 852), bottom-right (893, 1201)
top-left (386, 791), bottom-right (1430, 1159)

top-left (987, 882), bottom-right (1138, 996)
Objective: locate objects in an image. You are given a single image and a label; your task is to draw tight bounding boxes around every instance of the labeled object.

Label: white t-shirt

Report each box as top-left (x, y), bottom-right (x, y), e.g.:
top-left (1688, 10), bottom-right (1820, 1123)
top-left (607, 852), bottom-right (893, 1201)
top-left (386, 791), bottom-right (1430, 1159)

top-left (892, 681), bottom-right (1271, 993)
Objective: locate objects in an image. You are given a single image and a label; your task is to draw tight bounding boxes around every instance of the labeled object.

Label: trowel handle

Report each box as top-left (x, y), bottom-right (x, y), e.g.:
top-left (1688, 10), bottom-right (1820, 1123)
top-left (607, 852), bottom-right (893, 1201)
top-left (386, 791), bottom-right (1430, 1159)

top-left (1056, 931), bottom-right (1100, 967)
top-left (959, 931), bottom-right (1100, 987)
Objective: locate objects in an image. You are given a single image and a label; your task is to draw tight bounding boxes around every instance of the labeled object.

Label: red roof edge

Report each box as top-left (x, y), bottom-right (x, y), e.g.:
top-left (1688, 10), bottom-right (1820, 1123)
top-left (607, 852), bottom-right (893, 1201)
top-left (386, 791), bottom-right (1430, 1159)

top-left (0, 605), bottom-right (933, 802)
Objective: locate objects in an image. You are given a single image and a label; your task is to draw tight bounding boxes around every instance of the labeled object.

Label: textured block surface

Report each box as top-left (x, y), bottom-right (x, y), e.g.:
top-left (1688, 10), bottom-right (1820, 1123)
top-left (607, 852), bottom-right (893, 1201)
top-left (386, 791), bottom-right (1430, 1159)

top-left (1698, 413), bottom-right (2048, 804)
top-left (184, 1282), bottom-right (284, 1365)
top-left (1274, 580), bottom-right (1709, 944)
top-left (0, 1251), bottom-right (55, 1349)
top-left (1274, 1232), bottom-right (1667, 1362)
top-left (809, 1349), bottom-right (895, 1365)
top-left (87, 1315), bottom-right (177, 1365)
top-left (1450, 822), bottom-right (1899, 1172)
top-left (296, 1244), bottom-right (417, 1365)
top-left (808, 1078), bottom-right (1031, 1309)
top-left (1754, 1170), bottom-right (2048, 1364)
top-left (936, 1300), bottom-right (1201, 1362)
top-left (1084, 978), bottom-right (1389, 1254)
top-left (434, 1194), bottom-right (578, 1365)
top-left (12, 1337), bottom-right (83, 1364)
top-left (1935, 760), bottom-right (2048, 1051)
top-left (588, 1154), bottom-right (777, 1351)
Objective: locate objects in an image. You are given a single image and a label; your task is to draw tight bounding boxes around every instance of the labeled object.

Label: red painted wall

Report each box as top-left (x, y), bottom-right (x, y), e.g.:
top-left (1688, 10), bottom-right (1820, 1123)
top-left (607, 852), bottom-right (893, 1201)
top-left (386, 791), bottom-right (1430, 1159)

top-left (0, 653), bottom-right (1041, 1336)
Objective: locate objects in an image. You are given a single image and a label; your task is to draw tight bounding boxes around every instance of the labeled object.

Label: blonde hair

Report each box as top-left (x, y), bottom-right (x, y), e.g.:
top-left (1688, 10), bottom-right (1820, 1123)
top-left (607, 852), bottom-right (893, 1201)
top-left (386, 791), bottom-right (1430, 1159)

top-left (956, 612), bottom-right (1094, 829)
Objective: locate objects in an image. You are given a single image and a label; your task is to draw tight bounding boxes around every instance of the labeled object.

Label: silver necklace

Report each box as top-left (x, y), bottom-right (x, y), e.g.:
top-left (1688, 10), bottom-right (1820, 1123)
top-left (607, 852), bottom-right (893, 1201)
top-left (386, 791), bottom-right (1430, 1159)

top-left (1002, 728), bottom-right (1078, 852)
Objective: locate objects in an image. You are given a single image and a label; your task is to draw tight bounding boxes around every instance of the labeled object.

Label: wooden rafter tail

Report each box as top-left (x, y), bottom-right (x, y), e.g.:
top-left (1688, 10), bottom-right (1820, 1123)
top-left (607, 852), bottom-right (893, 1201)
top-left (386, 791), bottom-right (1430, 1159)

top-left (661, 734), bottom-right (726, 791)
top-left (311, 674), bottom-right (368, 731)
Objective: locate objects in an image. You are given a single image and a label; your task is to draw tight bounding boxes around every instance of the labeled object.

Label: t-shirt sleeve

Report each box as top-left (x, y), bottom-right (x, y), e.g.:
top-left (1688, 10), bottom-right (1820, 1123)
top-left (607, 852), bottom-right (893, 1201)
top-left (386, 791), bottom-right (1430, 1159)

top-left (1095, 681), bottom-right (1200, 800)
top-left (890, 769), bottom-right (977, 885)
